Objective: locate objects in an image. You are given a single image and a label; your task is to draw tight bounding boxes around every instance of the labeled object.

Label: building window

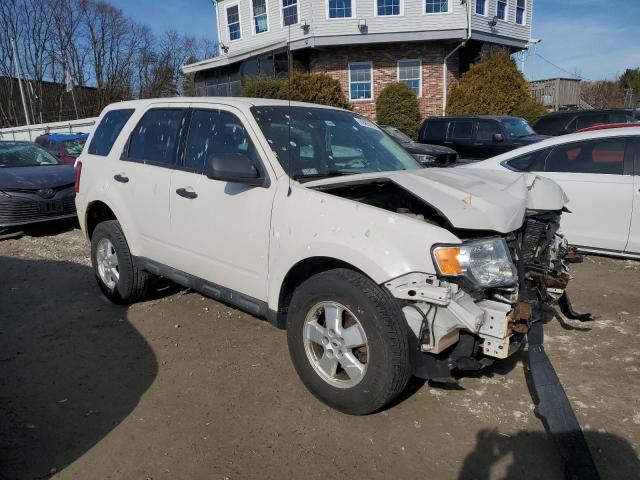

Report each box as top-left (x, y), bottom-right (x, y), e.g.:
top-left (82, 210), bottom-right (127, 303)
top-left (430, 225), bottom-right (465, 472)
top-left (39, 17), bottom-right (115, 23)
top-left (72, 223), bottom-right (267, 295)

top-left (516, 0), bottom-right (525, 24)
top-left (398, 59), bottom-right (421, 96)
top-left (349, 62), bottom-right (373, 101)
top-left (496, 0), bottom-right (507, 20)
top-left (425, 0), bottom-right (448, 14)
top-left (282, 0), bottom-right (298, 26)
top-left (227, 4), bottom-right (241, 41)
top-left (377, 0), bottom-right (400, 16)
top-left (253, 0), bottom-right (268, 33)
top-left (328, 0), bottom-right (353, 18)
top-left (475, 0), bottom-right (486, 15)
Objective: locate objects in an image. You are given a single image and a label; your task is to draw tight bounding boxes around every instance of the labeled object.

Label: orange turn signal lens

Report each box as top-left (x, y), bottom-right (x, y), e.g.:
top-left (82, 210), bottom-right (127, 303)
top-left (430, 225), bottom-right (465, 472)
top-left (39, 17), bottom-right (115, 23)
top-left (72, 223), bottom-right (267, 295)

top-left (432, 246), bottom-right (463, 276)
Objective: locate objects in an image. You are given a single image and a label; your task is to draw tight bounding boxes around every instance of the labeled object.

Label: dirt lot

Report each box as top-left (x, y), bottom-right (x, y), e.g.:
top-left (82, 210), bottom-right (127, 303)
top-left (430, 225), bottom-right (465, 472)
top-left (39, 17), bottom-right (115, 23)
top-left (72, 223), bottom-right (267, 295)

top-left (1, 222), bottom-right (639, 480)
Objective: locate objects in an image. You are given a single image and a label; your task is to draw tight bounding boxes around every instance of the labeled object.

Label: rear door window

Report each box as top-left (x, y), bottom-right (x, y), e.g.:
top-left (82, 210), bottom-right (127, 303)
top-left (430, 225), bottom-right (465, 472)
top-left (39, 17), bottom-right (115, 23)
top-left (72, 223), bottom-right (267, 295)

top-left (88, 109), bottom-right (135, 156)
top-left (448, 120), bottom-right (474, 140)
top-left (184, 109), bottom-right (260, 173)
top-left (609, 111), bottom-right (634, 124)
top-left (544, 138), bottom-right (628, 175)
top-left (127, 108), bottom-right (186, 167)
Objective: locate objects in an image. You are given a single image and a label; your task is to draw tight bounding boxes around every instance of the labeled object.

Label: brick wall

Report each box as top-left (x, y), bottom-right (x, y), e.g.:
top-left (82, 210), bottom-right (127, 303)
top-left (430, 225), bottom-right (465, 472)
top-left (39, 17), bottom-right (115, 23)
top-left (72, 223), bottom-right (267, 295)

top-left (309, 42), bottom-right (459, 121)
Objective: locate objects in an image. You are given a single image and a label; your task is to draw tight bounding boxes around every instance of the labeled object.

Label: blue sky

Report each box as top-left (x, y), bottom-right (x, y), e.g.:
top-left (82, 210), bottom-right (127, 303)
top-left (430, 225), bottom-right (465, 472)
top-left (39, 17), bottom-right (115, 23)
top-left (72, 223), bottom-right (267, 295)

top-left (110, 0), bottom-right (640, 81)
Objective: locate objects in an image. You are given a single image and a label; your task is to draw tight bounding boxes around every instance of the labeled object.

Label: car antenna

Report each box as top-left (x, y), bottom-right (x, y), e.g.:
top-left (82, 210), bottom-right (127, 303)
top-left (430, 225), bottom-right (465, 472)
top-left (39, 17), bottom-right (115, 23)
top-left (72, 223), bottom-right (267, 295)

top-left (286, 23), bottom-right (293, 197)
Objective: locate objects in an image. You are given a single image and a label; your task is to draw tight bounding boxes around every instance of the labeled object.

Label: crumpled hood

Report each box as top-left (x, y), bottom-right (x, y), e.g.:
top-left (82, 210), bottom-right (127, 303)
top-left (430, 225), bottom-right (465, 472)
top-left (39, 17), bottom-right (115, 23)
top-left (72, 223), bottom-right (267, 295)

top-left (0, 165), bottom-right (75, 190)
top-left (304, 168), bottom-right (567, 233)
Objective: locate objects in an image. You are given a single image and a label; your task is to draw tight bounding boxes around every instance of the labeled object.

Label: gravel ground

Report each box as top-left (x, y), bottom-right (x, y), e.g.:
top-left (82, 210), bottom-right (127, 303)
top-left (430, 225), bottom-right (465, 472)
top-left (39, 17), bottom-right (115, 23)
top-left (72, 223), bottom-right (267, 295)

top-left (0, 222), bottom-right (638, 480)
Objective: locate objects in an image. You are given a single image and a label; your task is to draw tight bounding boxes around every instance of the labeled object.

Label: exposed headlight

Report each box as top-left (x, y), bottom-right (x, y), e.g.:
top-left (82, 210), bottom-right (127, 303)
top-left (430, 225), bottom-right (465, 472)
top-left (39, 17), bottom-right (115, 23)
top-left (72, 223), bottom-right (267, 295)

top-left (431, 238), bottom-right (517, 288)
top-left (413, 153), bottom-right (437, 165)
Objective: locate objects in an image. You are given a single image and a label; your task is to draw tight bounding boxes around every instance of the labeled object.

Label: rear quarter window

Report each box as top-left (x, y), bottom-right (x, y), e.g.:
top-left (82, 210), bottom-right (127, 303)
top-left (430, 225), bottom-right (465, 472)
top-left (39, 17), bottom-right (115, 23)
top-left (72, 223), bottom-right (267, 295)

top-left (88, 109), bottom-right (135, 156)
top-left (421, 119), bottom-right (447, 142)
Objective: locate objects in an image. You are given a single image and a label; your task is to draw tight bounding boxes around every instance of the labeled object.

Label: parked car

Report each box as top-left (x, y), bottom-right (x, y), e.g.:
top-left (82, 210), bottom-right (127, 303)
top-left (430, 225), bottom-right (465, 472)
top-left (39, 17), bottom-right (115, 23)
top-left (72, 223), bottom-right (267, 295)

top-left (464, 127), bottom-right (640, 259)
top-left (35, 132), bottom-right (89, 165)
top-left (76, 98), bottom-right (574, 414)
top-left (418, 115), bottom-right (546, 161)
top-left (533, 109), bottom-right (636, 136)
top-left (0, 141), bottom-right (77, 228)
top-left (380, 124), bottom-right (458, 167)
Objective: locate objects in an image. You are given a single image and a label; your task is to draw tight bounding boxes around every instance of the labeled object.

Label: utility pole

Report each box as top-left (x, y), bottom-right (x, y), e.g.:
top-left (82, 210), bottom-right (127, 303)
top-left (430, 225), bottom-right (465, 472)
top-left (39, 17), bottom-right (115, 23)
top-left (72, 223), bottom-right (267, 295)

top-left (11, 37), bottom-right (31, 127)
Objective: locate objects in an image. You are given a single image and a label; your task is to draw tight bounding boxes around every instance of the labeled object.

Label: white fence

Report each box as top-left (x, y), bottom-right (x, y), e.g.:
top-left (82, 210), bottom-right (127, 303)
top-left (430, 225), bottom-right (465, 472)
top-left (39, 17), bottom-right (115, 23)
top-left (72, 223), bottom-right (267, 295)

top-left (0, 117), bottom-right (98, 142)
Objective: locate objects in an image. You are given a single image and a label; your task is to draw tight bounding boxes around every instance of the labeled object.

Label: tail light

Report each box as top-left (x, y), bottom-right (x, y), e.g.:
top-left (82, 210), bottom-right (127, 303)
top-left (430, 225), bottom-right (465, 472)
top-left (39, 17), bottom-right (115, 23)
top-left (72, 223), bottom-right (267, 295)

top-left (74, 161), bottom-right (83, 193)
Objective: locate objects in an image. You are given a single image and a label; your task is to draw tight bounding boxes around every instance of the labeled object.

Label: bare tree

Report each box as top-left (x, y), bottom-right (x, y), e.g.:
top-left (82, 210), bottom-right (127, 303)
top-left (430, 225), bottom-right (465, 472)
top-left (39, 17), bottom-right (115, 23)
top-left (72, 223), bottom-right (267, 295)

top-left (581, 81), bottom-right (626, 109)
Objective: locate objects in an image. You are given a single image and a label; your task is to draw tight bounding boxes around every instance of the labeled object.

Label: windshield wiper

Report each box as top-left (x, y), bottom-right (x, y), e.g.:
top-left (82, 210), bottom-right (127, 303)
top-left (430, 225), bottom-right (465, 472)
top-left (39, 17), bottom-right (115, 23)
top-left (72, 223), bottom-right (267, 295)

top-left (293, 170), bottom-right (356, 182)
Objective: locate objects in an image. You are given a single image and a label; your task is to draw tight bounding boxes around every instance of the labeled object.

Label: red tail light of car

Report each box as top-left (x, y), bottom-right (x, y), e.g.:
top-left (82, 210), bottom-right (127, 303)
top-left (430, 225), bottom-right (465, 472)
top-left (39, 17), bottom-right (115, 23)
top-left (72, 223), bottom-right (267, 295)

top-left (74, 161), bottom-right (83, 193)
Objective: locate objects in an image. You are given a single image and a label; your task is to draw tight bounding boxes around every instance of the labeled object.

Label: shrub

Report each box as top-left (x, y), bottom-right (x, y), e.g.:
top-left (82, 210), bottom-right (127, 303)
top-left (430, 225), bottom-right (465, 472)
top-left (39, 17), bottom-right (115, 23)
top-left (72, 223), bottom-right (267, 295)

top-left (447, 50), bottom-right (548, 123)
top-left (376, 82), bottom-right (422, 139)
top-left (240, 71), bottom-right (350, 109)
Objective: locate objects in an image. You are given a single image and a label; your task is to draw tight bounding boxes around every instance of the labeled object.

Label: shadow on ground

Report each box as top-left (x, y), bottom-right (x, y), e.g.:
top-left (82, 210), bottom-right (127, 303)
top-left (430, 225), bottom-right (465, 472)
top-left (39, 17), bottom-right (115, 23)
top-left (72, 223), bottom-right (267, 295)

top-left (458, 428), bottom-right (640, 479)
top-left (0, 256), bottom-right (158, 479)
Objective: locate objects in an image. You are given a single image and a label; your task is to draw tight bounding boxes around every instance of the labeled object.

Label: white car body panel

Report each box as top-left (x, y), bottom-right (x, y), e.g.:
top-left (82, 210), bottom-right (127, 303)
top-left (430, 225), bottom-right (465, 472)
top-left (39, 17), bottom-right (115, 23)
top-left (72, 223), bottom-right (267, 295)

top-left (77, 98), bottom-right (570, 310)
top-left (464, 127), bottom-right (640, 257)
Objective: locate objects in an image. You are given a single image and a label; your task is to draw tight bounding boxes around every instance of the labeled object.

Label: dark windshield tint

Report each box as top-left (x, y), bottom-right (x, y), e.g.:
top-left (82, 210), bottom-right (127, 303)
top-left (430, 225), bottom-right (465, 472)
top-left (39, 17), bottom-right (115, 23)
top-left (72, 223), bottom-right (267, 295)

top-left (88, 109), bottom-right (134, 156)
top-left (250, 106), bottom-right (420, 180)
top-left (501, 117), bottom-right (535, 138)
top-left (0, 144), bottom-right (60, 167)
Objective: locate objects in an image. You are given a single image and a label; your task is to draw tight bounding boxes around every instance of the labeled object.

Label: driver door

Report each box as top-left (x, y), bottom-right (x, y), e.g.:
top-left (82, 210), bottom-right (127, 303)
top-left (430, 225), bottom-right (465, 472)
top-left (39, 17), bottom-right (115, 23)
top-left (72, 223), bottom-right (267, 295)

top-left (168, 105), bottom-right (276, 301)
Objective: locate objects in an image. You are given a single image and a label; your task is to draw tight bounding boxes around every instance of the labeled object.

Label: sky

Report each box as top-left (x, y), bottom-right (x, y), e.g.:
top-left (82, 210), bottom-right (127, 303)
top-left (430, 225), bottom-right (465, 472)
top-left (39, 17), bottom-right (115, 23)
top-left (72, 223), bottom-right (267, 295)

top-left (109, 0), bottom-right (640, 81)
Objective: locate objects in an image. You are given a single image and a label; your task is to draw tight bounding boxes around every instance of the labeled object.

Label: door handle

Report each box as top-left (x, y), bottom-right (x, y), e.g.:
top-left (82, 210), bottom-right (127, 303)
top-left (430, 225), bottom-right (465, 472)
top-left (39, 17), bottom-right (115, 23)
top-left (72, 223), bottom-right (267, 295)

top-left (113, 174), bottom-right (129, 183)
top-left (176, 187), bottom-right (198, 199)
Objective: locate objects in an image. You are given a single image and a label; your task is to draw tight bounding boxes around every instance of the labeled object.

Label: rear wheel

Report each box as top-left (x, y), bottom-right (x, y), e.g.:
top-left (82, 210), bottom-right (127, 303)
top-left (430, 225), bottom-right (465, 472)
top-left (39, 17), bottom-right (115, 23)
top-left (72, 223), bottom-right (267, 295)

top-left (91, 220), bottom-right (148, 304)
top-left (287, 268), bottom-right (411, 415)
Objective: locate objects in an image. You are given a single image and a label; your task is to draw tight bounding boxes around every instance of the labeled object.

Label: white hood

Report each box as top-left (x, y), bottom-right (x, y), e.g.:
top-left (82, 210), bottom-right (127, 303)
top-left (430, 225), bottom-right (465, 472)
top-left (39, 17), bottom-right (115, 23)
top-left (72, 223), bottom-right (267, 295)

top-left (304, 168), bottom-right (568, 234)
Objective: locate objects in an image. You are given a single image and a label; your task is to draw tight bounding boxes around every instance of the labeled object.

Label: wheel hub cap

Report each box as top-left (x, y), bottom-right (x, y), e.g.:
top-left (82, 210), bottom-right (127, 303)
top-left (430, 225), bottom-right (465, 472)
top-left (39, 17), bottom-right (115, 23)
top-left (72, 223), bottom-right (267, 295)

top-left (303, 301), bottom-right (368, 389)
top-left (96, 238), bottom-right (119, 290)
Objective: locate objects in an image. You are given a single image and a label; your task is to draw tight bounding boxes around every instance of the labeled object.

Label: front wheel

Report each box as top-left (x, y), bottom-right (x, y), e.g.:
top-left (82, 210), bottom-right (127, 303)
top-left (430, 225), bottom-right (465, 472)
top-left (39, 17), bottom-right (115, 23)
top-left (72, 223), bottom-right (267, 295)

top-left (287, 268), bottom-right (411, 415)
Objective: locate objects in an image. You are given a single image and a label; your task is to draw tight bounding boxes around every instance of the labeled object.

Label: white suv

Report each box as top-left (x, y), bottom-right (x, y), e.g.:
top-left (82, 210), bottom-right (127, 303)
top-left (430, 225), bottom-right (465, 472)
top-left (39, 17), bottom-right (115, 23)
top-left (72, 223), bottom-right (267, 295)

top-left (75, 98), bottom-right (572, 414)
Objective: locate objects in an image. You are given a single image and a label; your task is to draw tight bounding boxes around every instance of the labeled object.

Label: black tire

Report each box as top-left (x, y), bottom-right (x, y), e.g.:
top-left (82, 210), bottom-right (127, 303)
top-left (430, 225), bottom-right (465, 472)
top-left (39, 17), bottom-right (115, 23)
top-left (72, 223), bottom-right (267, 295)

top-left (91, 220), bottom-right (148, 304)
top-left (287, 268), bottom-right (411, 415)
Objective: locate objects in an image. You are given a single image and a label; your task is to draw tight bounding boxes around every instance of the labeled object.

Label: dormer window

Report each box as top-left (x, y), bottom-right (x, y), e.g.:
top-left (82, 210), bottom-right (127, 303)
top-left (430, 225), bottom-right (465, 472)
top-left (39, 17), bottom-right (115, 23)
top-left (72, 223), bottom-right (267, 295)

top-left (328, 0), bottom-right (353, 18)
top-left (496, 0), bottom-right (507, 21)
top-left (282, 0), bottom-right (299, 26)
top-left (227, 4), bottom-right (241, 41)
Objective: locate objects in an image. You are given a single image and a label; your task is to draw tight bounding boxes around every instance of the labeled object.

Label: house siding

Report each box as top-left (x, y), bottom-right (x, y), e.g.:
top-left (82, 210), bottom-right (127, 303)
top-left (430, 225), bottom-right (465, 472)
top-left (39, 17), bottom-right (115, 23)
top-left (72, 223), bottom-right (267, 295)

top-left (216, 0), bottom-right (532, 54)
top-left (309, 42), bottom-right (459, 120)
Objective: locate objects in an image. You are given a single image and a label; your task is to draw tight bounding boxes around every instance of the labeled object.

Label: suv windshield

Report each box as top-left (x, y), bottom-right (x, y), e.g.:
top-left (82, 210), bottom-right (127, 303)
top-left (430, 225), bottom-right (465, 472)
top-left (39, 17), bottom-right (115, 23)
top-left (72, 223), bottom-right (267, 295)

top-left (382, 126), bottom-right (413, 143)
top-left (501, 118), bottom-right (535, 138)
top-left (251, 106), bottom-right (421, 180)
top-left (0, 144), bottom-right (60, 168)
top-left (64, 139), bottom-right (86, 156)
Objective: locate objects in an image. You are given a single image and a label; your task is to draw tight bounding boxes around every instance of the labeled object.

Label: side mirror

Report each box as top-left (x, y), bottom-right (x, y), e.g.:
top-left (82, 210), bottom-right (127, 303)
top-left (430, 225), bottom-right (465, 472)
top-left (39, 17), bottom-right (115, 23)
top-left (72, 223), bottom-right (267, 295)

top-left (206, 152), bottom-right (265, 186)
top-left (493, 133), bottom-right (505, 143)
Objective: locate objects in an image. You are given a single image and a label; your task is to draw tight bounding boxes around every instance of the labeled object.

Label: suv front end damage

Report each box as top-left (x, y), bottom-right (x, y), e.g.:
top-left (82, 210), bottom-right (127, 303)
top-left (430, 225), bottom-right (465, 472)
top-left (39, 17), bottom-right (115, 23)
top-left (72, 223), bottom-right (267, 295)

top-left (386, 210), bottom-right (573, 382)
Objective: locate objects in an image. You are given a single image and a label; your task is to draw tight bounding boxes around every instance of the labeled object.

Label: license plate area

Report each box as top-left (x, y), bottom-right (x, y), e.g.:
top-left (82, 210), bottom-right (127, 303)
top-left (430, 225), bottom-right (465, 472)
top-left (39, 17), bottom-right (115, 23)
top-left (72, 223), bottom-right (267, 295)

top-left (39, 200), bottom-right (63, 214)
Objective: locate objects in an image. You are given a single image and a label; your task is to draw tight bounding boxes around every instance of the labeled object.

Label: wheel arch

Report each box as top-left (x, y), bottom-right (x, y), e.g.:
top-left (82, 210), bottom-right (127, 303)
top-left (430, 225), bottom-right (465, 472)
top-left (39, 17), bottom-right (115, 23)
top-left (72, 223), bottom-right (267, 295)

top-left (269, 256), bottom-right (371, 329)
top-left (85, 200), bottom-right (117, 240)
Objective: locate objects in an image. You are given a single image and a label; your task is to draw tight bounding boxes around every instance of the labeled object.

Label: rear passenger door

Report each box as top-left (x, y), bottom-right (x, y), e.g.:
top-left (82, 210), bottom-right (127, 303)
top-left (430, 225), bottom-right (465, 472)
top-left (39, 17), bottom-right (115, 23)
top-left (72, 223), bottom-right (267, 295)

top-left (168, 106), bottom-right (275, 301)
top-left (118, 104), bottom-right (189, 264)
top-left (625, 137), bottom-right (640, 255)
top-left (445, 119), bottom-right (476, 159)
top-left (534, 137), bottom-right (634, 251)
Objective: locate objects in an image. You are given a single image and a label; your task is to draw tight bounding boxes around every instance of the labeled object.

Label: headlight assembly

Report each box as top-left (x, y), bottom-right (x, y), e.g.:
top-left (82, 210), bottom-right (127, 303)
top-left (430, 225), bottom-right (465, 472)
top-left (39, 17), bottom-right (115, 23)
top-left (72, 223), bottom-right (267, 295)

top-left (432, 237), bottom-right (517, 288)
top-left (413, 153), bottom-right (437, 165)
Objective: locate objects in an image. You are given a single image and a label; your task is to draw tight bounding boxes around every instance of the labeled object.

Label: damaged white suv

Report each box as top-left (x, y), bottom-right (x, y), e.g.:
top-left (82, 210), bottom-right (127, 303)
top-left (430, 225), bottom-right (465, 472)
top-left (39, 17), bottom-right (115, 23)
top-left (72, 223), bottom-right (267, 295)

top-left (75, 98), bottom-right (572, 414)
